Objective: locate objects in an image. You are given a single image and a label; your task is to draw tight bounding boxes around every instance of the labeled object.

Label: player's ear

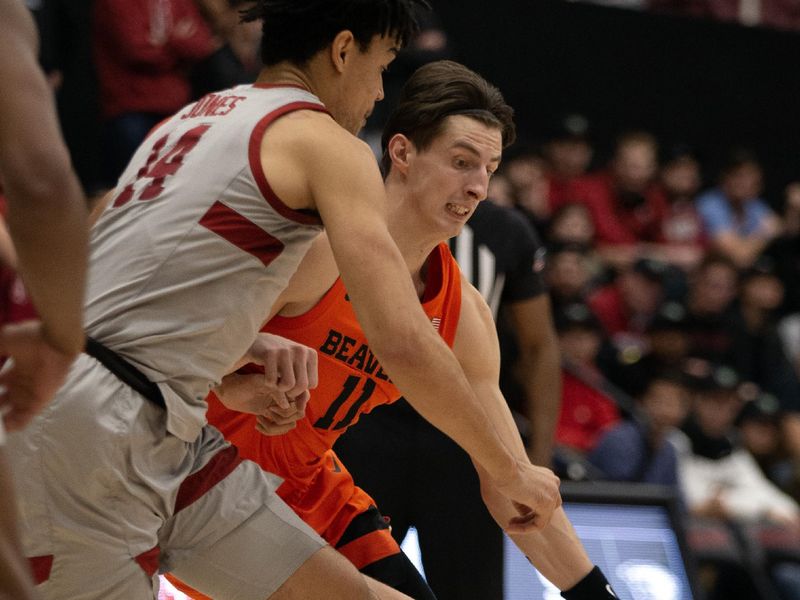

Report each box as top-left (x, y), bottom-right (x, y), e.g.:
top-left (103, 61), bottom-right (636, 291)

top-left (330, 30), bottom-right (356, 74)
top-left (386, 134), bottom-right (413, 175)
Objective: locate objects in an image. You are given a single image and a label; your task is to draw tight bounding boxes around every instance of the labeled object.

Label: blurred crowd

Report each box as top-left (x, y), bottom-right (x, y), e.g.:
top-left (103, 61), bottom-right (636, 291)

top-left (578, 0), bottom-right (800, 31)
top-left (4, 1), bottom-right (800, 598)
top-left (494, 114), bottom-right (800, 599)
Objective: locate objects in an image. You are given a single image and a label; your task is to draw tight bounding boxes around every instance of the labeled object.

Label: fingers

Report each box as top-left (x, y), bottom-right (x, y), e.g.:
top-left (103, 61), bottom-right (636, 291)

top-left (255, 414), bottom-right (297, 436)
top-left (306, 350), bottom-right (318, 390)
top-left (262, 352), bottom-right (280, 390)
top-left (250, 335), bottom-right (317, 397)
top-left (265, 391), bottom-right (308, 421)
top-left (269, 387), bottom-right (291, 410)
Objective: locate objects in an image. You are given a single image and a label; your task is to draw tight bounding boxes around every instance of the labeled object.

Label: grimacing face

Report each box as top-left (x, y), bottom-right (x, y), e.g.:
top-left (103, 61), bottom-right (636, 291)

top-left (400, 115), bottom-right (503, 238)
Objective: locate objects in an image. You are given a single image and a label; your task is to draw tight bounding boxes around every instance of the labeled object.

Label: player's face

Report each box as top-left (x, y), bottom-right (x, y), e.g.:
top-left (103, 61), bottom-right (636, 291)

top-left (337, 35), bottom-right (399, 135)
top-left (406, 115), bottom-right (502, 238)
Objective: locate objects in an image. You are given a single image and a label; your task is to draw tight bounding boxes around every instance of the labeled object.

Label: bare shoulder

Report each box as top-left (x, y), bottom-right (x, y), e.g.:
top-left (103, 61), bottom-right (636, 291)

top-left (458, 276), bottom-right (496, 335)
top-left (260, 109), bottom-right (380, 214)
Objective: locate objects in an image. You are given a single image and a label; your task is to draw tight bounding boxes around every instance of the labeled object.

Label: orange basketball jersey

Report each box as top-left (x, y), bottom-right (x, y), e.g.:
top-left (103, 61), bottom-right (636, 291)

top-left (206, 242), bottom-right (462, 540)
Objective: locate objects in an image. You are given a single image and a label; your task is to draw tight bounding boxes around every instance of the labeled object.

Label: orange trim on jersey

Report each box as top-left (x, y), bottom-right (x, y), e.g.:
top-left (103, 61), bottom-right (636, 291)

top-left (248, 101), bottom-right (330, 226)
top-left (165, 573), bottom-right (212, 600)
top-left (336, 528), bottom-right (401, 571)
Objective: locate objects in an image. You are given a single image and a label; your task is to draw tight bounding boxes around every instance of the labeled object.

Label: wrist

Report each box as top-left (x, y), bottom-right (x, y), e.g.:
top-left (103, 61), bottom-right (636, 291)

top-left (561, 566), bottom-right (617, 599)
top-left (490, 454), bottom-right (526, 490)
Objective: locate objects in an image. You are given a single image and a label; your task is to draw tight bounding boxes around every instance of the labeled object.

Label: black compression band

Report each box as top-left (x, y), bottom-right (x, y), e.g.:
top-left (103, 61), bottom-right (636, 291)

top-left (561, 566), bottom-right (618, 599)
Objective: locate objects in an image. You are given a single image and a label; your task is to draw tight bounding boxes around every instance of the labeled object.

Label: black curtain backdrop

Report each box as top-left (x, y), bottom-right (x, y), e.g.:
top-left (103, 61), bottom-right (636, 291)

top-left (430, 0), bottom-right (800, 206)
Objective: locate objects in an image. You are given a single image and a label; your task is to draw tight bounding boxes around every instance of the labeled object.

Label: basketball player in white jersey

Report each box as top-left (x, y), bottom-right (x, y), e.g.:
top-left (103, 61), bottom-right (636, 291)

top-left (0, 1), bottom-right (89, 597)
top-left (8, 1), bottom-right (561, 599)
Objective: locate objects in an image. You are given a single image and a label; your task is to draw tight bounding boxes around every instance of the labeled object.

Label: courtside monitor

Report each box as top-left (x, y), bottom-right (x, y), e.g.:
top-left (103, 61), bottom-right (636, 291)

top-left (504, 481), bottom-right (698, 600)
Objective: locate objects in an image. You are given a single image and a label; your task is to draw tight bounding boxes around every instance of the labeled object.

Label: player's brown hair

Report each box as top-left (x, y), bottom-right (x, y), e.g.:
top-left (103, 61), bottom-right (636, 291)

top-left (380, 60), bottom-right (516, 175)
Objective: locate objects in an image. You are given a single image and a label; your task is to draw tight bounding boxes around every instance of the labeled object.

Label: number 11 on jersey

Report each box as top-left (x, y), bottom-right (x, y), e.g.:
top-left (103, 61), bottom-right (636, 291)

top-left (314, 375), bottom-right (377, 431)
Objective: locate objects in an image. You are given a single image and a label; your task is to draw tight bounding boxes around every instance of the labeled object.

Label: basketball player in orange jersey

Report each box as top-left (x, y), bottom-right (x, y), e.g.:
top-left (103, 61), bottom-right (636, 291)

top-left (0, 1), bottom-right (89, 598)
top-left (10, 1), bottom-right (564, 598)
top-left (172, 61), bottom-right (617, 600)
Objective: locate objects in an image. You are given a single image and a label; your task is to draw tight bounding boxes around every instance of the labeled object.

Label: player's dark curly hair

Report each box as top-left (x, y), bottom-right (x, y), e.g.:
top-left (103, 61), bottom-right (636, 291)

top-left (380, 60), bottom-right (516, 175)
top-left (240, 0), bottom-right (430, 67)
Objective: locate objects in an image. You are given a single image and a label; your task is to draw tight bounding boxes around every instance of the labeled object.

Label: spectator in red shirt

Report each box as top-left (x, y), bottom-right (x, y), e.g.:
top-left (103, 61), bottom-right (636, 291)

top-left (588, 257), bottom-right (667, 349)
top-left (566, 130), bottom-right (672, 270)
top-left (543, 113), bottom-right (594, 210)
top-left (93, 0), bottom-right (219, 184)
top-left (553, 303), bottom-right (621, 454)
top-left (658, 145), bottom-right (707, 270)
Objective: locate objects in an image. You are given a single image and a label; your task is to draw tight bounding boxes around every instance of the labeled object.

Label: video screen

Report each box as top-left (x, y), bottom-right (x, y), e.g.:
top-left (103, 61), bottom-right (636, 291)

top-left (505, 502), bottom-right (694, 600)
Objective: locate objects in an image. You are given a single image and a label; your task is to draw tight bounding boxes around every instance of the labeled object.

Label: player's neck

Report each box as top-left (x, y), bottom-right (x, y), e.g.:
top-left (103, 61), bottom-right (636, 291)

top-left (255, 64), bottom-right (315, 96)
top-left (387, 213), bottom-right (441, 292)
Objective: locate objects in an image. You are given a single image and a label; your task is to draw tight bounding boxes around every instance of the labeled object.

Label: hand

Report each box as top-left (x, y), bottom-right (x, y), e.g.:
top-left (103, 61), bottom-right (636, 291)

top-left (0, 320), bottom-right (76, 431)
top-left (493, 460), bottom-right (562, 534)
top-left (241, 333), bottom-right (318, 398)
top-left (255, 391), bottom-right (310, 436)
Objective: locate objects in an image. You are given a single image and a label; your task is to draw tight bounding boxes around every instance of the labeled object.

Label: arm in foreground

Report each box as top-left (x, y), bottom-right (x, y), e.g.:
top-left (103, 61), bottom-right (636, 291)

top-left (302, 119), bottom-right (559, 531)
top-left (455, 281), bottom-right (609, 594)
top-left (0, 0), bottom-right (88, 430)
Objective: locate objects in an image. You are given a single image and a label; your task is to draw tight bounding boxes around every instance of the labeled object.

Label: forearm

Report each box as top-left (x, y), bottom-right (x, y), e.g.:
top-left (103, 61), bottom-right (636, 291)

top-left (4, 166), bottom-right (88, 355)
top-left (476, 464), bottom-right (591, 590)
top-left (511, 509), bottom-right (593, 590)
top-left (333, 224), bottom-right (519, 479)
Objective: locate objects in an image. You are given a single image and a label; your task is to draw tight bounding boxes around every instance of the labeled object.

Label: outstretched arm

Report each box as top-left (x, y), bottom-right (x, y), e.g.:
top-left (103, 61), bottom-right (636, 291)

top-left (454, 281), bottom-right (615, 596)
top-left (262, 111), bottom-right (560, 531)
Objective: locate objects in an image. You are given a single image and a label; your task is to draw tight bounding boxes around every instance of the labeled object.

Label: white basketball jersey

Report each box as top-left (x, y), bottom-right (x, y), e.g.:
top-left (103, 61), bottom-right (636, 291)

top-left (86, 84), bottom-right (327, 442)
